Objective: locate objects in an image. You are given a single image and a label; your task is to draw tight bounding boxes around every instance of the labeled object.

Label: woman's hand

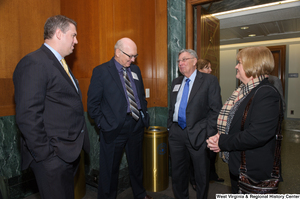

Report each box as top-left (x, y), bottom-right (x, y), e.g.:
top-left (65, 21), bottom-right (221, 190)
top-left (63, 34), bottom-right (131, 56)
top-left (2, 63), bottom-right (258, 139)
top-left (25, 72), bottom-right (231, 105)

top-left (207, 133), bottom-right (220, 152)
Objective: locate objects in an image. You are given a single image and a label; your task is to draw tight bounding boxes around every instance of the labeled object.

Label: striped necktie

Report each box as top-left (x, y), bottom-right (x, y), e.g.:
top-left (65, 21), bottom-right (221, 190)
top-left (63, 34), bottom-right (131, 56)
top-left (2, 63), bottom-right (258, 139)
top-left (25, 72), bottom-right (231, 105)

top-left (122, 67), bottom-right (140, 121)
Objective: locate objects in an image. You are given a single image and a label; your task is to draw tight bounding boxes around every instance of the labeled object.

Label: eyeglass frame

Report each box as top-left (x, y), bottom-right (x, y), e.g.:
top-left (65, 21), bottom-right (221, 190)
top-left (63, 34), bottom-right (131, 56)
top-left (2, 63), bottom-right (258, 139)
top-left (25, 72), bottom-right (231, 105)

top-left (119, 49), bottom-right (138, 59)
top-left (177, 57), bottom-right (194, 64)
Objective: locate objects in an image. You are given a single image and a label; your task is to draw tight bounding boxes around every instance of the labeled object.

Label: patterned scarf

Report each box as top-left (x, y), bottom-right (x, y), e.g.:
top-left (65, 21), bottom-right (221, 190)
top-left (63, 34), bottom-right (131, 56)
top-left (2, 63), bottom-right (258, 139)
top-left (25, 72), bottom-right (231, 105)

top-left (217, 75), bottom-right (266, 163)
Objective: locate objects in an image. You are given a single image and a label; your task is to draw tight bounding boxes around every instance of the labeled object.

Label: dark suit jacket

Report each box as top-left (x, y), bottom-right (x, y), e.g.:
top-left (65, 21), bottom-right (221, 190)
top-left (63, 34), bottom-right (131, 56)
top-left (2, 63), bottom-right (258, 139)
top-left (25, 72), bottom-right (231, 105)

top-left (168, 71), bottom-right (222, 150)
top-left (13, 44), bottom-right (90, 170)
top-left (268, 75), bottom-right (286, 112)
top-left (87, 58), bottom-right (149, 143)
top-left (219, 79), bottom-right (282, 181)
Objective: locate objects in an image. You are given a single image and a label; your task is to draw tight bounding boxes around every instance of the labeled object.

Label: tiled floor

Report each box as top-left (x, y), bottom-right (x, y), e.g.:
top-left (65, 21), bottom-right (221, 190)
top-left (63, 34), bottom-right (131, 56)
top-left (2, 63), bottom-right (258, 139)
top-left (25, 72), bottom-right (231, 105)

top-left (24, 120), bottom-right (300, 198)
top-left (25, 178), bottom-right (230, 199)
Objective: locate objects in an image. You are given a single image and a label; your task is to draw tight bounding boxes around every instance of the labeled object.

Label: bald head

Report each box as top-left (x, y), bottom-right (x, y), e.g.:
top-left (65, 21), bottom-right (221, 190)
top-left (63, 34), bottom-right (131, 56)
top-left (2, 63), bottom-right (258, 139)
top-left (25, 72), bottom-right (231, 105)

top-left (114, 38), bottom-right (138, 67)
top-left (114, 38), bottom-right (137, 52)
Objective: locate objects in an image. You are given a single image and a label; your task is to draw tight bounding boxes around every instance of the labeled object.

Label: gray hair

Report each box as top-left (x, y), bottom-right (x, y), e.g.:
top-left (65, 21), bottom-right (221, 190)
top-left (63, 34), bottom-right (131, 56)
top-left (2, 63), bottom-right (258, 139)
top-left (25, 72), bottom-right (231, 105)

top-left (178, 49), bottom-right (198, 59)
top-left (114, 39), bottom-right (122, 51)
top-left (44, 15), bottom-right (77, 40)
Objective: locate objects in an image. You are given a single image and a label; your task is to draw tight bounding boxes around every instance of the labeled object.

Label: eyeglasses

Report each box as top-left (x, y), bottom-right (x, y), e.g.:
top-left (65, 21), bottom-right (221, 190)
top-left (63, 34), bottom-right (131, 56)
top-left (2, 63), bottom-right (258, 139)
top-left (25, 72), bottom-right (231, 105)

top-left (119, 49), bottom-right (138, 59)
top-left (177, 57), bottom-right (193, 64)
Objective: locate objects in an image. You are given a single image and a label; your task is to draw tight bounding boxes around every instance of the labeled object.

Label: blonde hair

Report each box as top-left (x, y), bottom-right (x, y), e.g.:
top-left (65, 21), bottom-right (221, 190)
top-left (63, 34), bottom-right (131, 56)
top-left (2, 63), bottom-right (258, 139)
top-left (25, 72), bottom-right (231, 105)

top-left (236, 46), bottom-right (274, 78)
top-left (197, 59), bottom-right (211, 70)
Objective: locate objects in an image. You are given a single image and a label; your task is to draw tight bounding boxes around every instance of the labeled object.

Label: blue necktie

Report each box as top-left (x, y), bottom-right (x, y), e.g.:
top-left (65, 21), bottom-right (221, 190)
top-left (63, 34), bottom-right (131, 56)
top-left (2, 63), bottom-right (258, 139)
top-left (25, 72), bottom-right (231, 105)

top-left (178, 78), bottom-right (190, 129)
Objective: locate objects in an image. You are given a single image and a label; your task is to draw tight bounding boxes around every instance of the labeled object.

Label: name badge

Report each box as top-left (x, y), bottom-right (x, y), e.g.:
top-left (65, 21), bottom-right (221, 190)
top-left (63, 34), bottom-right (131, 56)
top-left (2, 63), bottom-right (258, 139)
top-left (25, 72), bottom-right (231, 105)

top-left (131, 72), bottom-right (139, 80)
top-left (173, 84), bottom-right (181, 92)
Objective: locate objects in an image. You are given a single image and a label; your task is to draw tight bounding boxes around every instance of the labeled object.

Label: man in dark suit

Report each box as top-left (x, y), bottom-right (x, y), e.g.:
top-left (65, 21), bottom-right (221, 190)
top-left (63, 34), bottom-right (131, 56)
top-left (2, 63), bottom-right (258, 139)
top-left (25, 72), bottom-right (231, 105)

top-left (13, 15), bottom-right (90, 199)
top-left (268, 75), bottom-right (286, 112)
top-left (87, 37), bottom-right (151, 199)
top-left (167, 49), bottom-right (222, 199)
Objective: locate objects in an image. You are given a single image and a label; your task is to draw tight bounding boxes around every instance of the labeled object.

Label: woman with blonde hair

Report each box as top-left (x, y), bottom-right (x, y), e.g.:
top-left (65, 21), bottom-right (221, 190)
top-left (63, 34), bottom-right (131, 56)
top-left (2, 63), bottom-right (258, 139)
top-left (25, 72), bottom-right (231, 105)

top-left (207, 46), bottom-right (283, 193)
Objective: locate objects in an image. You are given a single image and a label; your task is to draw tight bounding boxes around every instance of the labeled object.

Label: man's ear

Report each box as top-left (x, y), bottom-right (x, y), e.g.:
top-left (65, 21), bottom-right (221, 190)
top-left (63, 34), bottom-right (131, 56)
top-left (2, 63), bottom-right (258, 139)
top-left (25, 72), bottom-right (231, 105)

top-left (116, 48), bottom-right (121, 58)
top-left (55, 28), bottom-right (62, 40)
top-left (193, 58), bottom-right (197, 66)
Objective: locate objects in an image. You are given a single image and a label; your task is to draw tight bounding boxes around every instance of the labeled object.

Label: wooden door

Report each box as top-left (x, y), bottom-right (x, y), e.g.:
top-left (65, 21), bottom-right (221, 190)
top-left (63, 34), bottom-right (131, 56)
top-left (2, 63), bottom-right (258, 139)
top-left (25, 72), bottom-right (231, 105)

top-left (195, 5), bottom-right (220, 80)
top-left (267, 45), bottom-right (286, 96)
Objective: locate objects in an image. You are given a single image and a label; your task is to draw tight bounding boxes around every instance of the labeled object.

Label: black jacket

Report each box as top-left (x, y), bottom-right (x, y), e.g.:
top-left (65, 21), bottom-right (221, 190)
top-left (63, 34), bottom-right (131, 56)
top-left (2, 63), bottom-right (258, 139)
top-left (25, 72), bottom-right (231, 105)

top-left (219, 79), bottom-right (282, 181)
top-left (87, 58), bottom-right (149, 143)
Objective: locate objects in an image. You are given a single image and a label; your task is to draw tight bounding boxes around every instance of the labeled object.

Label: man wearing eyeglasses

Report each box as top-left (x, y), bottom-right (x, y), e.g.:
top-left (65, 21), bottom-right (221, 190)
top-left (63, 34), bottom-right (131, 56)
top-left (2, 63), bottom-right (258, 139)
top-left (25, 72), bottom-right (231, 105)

top-left (87, 37), bottom-right (151, 199)
top-left (167, 49), bottom-right (222, 199)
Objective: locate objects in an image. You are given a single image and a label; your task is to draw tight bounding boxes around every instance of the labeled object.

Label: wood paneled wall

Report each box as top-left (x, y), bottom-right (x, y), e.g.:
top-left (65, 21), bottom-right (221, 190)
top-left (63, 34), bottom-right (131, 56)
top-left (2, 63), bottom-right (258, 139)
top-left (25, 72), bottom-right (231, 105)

top-left (61, 0), bottom-right (168, 111)
top-left (0, 0), bottom-right (167, 117)
top-left (0, 0), bottom-right (60, 117)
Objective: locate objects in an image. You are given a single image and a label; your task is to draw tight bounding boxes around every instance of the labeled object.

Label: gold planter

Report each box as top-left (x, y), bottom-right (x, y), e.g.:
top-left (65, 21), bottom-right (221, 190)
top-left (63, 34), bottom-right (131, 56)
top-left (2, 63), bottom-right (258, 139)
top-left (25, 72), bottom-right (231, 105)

top-left (143, 126), bottom-right (169, 192)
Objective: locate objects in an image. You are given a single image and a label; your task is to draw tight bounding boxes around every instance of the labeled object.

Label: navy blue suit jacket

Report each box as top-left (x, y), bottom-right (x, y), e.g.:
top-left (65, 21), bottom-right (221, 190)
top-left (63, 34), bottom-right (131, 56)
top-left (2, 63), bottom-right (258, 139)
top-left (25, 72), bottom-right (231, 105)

top-left (13, 44), bottom-right (90, 169)
top-left (87, 58), bottom-right (149, 143)
top-left (168, 71), bottom-right (222, 150)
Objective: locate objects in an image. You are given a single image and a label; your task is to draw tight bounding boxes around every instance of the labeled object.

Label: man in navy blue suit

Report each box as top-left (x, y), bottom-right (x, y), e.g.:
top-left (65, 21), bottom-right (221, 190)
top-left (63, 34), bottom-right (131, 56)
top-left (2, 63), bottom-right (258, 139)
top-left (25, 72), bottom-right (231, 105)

top-left (87, 37), bottom-right (151, 199)
top-left (13, 15), bottom-right (90, 199)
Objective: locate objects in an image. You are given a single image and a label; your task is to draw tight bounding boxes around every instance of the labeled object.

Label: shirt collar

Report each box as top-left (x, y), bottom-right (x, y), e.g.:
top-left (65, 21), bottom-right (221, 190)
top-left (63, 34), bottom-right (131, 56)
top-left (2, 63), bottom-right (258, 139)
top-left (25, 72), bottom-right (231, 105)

top-left (43, 43), bottom-right (63, 61)
top-left (184, 69), bottom-right (197, 83)
top-left (114, 58), bottom-right (128, 73)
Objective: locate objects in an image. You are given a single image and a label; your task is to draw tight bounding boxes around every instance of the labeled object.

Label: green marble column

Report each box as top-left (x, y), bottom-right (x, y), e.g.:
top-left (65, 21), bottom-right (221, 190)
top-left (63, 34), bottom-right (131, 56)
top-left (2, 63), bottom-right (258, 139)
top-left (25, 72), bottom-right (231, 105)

top-left (168, 0), bottom-right (186, 88)
top-left (0, 116), bottom-right (21, 179)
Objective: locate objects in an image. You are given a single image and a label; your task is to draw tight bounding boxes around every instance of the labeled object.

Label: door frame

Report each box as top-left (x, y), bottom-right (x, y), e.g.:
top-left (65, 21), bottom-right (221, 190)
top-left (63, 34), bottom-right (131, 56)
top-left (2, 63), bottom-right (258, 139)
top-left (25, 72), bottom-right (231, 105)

top-left (268, 45), bottom-right (286, 96)
top-left (186, 0), bottom-right (221, 49)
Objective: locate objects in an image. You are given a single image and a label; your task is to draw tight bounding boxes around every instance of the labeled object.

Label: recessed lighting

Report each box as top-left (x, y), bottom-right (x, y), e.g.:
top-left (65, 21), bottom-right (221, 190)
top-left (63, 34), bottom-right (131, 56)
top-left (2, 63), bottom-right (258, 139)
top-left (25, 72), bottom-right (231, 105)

top-left (212, 0), bottom-right (299, 17)
top-left (248, 34), bottom-right (256, 37)
top-left (241, 27), bottom-right (249, 30)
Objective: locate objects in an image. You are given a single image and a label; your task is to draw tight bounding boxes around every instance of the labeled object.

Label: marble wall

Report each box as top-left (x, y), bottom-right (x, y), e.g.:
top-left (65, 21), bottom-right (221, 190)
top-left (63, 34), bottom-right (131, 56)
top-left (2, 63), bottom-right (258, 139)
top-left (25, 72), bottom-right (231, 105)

top-left (168, 0), bottom-right (186, 87)
top-left (0, 116), bottom-right (21, 179)
top-left (0, 109), bottom-right (171, 198)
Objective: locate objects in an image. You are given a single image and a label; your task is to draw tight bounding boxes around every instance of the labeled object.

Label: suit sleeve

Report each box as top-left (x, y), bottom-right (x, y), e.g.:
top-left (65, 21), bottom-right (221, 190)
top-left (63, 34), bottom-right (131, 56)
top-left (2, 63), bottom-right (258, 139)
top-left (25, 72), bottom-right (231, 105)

top-left (273, 78), bottom-right (286, 112)
top-left (87, 67), bottom-right (104, 127)
top-left (206, 76), bottom-right (222, 137)
top-left (13, 57), bottom-right (52, 162)
top-left (219, 87), bottom-right (280, 151)
top-left (138, 70), bottom-right (150, 128)
top-left (167, 80), bottom-right (176, 129)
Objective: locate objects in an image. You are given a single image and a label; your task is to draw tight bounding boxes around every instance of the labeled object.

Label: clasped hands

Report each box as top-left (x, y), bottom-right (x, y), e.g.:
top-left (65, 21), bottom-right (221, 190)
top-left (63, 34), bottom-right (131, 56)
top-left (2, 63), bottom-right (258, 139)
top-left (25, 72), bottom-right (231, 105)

top-left (206, 133), bottom-right (221, 153)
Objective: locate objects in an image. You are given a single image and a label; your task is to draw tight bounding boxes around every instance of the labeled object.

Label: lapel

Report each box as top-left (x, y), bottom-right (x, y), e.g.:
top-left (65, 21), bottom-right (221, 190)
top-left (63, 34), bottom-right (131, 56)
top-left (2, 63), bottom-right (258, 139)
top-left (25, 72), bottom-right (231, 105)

top-left (107, 58), bottom-right (126, 98)
top-left (187, 71), bottom-right (204, 104)
top-left (41, 45), bottom-right (79, 94)
top-left (229, 84), bottom-right (261, 128)
top-left (130, 66), bottom-right (141, 97)
top-left (68, 69), bottom-right (82, 96)
top-left (171, 76), bottom-right (184, 107)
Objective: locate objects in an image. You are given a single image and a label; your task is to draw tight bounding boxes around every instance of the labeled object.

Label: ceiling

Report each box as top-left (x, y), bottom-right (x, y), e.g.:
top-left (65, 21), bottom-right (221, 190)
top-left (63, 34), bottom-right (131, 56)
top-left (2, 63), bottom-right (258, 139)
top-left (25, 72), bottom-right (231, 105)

top-left (202, 0), bottom-right (300, 45)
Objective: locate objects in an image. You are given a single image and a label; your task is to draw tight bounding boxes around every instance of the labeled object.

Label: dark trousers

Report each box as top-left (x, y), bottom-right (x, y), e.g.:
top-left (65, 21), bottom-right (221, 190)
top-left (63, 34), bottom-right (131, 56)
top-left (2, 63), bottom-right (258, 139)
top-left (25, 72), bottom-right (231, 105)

top-left (30, 153), bottom-right (80, 199)
top-left (97, 115), bottom-right (146, 199)
top-left (209, 151), bottom-right (219, 180)
top-left (169, 123), bottom-right (209, 199)
top-left (190, 150), bottom-right (220, 185)
top-left (230, 172), bottom-right (239, 194)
